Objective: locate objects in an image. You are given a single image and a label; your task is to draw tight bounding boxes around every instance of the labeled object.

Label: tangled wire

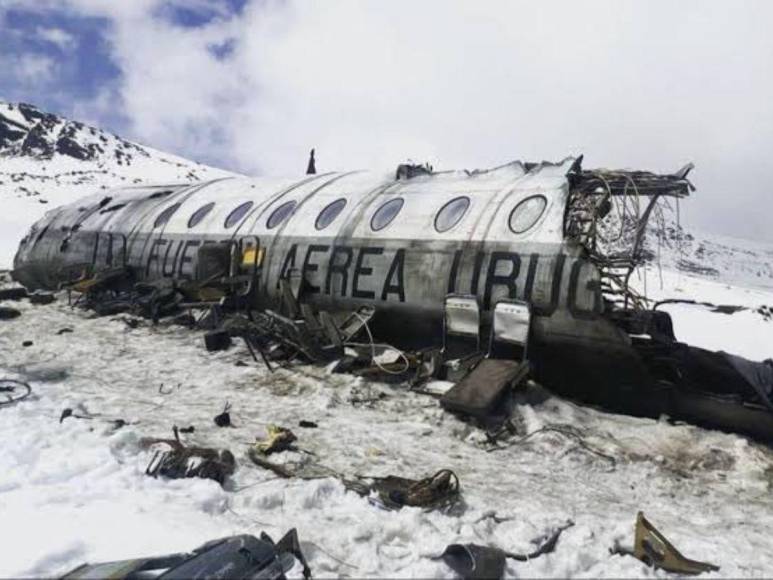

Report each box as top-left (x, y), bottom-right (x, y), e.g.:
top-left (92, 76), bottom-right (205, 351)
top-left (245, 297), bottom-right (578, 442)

top-left (0, 379), bottom-right (32, 407)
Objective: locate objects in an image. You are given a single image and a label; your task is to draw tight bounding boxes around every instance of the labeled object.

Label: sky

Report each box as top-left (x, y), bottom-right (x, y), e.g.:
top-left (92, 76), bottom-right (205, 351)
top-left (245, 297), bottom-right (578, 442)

top-left (1, 0), bottom-right (772, 241)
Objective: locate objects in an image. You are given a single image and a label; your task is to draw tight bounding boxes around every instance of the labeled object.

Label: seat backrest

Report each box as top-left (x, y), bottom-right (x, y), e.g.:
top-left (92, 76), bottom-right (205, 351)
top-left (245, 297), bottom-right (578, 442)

top-left (443, 294), bottom-right (481, 358)
top-left (488, 299), bottom-right (531, 360)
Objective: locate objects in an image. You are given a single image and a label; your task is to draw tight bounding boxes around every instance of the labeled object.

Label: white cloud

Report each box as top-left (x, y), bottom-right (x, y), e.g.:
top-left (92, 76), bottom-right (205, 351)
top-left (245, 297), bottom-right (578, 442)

top-left (9, 0), bottom-right (773, 241)
top-left (36, 26), bottom-right (77, 50)
top-left (7, 53), bottom-right (57, 85)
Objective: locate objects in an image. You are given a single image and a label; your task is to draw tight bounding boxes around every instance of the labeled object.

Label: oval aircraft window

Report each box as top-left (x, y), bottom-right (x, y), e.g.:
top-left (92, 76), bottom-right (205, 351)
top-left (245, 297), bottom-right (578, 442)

top-left (371, 198), bottom-right (404, 232)
top-left (435, 196), bottom-right (470, 233)
top-left (315, 198), bottom-right (347, 230)
top-left (509, 195), bottom-right (547, 234)
top-left (188, 202), bottom-right (215, 228)
top-left (153, 203), bottom-right (181, 229)
top-left (266, 200), bottom-right (297, 229)
top-left (224, 201), bottom-right (254, 229)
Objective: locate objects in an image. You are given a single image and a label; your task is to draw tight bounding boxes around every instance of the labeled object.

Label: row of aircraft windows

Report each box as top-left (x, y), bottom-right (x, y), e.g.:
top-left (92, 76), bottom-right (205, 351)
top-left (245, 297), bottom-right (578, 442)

top-left (151, 194), bottom-right (548, 234)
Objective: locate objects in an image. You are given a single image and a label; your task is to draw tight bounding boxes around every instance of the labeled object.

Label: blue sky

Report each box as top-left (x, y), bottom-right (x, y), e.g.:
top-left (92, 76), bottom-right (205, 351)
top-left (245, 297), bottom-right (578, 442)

top-left (1, 0), bottom-right (773, 242)
top-left (0, 0), bottom-right (246, 164)
top-left (1, 8), bottom-right (117, 106)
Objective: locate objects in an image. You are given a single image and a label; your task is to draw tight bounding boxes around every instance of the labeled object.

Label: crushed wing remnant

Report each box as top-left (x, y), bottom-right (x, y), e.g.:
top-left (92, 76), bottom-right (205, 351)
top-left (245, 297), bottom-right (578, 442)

top-left (61, 531), bottom-right (311, 580)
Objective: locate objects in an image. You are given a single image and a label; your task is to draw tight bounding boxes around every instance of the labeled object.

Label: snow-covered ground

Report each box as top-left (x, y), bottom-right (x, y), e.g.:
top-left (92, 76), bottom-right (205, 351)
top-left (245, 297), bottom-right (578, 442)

top-left (630, 266), bottom-right (773, 361)
top-left (2, 267), bottom-right (773, 578)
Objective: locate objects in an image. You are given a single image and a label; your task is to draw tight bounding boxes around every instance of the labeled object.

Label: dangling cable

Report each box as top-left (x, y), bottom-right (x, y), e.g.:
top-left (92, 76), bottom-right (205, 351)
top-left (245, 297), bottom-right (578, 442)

top-left (344, 312), bottom-right (411, 375)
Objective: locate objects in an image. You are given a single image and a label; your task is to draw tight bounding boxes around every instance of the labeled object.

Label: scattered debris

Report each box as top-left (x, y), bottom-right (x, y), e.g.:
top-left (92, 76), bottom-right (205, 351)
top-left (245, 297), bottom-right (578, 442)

top-left (214, 401), bottom-right (232, 427)
top-left (247, 449), bottom-right (297, 479)
top-left (178, 425), bottom-right (195, 434)
top-left (28, 291), bottom-right (56, 305)
top-left (655, 298), bottom-right (746, 315)
top-left (0, 287), bottom-right (28, 300)
top-left (59, 407), bottom-right (96, 423)
top-left (439, 544), bottom-right (506, 579)
top-left (504, 520), bottom-right (575, 561)
top-left (486, 424), bottom-right (617, 467)
top-left (205, 329), bottom-right (232, 352)
top-left (437, 520), bottom-right (573, 579)
top-left (299, 420), bottom-right (318, 428)
top-left (56, 327), bottom-right (73, 335)
top-left (613, 512), bottom-right (719, 575)
top-left (142, 428), bottom-right (236, 486)
top-left (0, 306), bottom-right (21, 320)
top-left (21, 340), bottom-right (33, 347)
top-left (61, 531), bottom-right (311, 580)
top-left (365, 469), bottom-right (460, 511)
top-left (0, 379), bottom-right (32, 407)
top-left (253, 425), bottom-right (298, 455)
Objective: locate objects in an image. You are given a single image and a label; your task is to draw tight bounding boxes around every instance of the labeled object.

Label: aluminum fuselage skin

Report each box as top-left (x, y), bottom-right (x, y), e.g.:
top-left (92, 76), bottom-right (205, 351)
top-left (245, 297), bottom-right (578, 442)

top-left (13, 161), bottom-right (648, 394)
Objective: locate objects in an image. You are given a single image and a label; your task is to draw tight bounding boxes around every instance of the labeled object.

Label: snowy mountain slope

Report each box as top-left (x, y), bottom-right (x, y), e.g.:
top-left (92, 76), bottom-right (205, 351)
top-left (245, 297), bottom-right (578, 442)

top-left (644, 219), bottom-right (773, 291)
top-left (0, 101), bottom-right (236, 268)
top-left (597, 198), bottom-right (773, 292)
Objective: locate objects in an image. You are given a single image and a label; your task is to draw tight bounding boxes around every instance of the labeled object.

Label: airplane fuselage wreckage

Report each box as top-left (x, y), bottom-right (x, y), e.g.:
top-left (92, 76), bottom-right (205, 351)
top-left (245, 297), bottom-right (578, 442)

top-left (12, 156), bottom-right (773, 441)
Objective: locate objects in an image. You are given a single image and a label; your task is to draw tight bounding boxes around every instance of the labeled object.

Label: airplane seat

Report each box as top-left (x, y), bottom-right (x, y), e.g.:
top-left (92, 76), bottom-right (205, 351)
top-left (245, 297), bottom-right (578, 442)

top-left (439, 299), bottom-right (532, 420)
top-left (440, 294), bottom-right (482, 380)
top-left (487, 299), bottom-right (531, 361)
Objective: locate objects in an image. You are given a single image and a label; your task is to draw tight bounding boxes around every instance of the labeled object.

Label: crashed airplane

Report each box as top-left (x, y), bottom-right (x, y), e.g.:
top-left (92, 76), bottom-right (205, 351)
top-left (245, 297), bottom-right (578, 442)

top-left (11, 155), bottom-right (773, 441)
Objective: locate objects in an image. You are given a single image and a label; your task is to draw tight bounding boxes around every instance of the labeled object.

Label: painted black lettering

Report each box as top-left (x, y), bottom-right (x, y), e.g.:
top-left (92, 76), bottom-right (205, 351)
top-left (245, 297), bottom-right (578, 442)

top-left (523, 253), bottom-right (539, 303)
top-left (352, 247), bottom-right (383, 299)
top-left (326, 246), bottom-right (354, 296)
top-left (105, 236), bottom-right (114, 267)
top-left (568, 260), bottom-right (603, 319)
top-left (447, 249), bottom-right (462, 294)
top-left (381, 249), bottom-right (406, 302)
top-left (484, 251), bottom-right (521, 310)
top-left (470, 251), bottom-right (485, 295)
top-left (178, 240), bottom-right (201, 279)
top-left (277, 244), bottom-right (298, 288)
top-left (302, 244), bottom-right (329, 294)
top-left (163, 239), bottom-right (183, 277)
top-left (532, 254), bottom-right (565, 317)
top-left (145, 238), bottom-right (167, 276)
